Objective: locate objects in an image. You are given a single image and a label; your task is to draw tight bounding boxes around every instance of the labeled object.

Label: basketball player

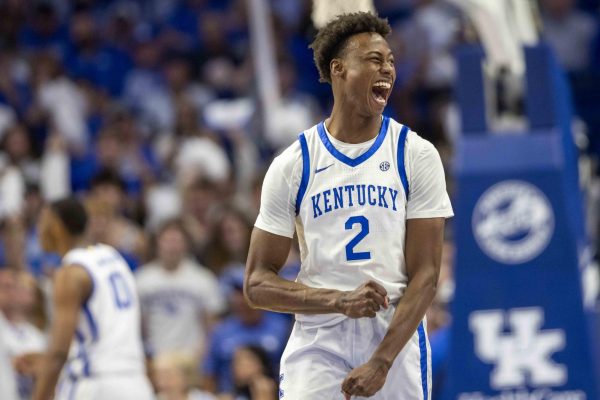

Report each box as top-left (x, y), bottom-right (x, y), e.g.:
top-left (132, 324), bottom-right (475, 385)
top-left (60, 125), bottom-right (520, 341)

top-left (244, 12), bottom-right (453, 399)
top-left (17, 198), bottom-right (154, 400)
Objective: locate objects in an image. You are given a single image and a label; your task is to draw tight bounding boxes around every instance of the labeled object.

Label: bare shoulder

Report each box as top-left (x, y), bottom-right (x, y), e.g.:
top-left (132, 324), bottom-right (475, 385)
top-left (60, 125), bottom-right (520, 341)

top-left (53, 264), bottom-right (93, 302)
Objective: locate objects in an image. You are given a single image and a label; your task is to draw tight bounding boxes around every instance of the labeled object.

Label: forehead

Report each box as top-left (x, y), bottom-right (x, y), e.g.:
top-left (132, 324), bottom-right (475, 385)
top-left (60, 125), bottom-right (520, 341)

top-left (342, 32), bottom-right (392, 57)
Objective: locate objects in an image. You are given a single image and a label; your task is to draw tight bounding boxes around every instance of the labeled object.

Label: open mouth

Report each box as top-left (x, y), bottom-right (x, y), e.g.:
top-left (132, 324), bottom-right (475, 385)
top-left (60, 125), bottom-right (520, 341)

top-left (371, 81), bottom-right (391, 106)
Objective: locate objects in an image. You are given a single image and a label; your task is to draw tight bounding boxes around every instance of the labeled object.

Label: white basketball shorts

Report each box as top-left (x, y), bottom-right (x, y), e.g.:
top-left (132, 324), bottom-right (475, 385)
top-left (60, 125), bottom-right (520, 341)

top-left (55, 373), bottom-right (155, 400)
top-left (279, 306), bottom-right (431, 399)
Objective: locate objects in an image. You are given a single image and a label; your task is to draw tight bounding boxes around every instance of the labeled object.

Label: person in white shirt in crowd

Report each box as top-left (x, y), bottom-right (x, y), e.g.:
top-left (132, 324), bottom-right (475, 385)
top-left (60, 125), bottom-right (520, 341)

top-left (0, 270), bottom-right (46, 400)
top-left (153, 351), bottom-right (216, 400)
top-left (0, 270), bottom-right (21, 400)
top-left (136, 219), bottom-right (225, 364)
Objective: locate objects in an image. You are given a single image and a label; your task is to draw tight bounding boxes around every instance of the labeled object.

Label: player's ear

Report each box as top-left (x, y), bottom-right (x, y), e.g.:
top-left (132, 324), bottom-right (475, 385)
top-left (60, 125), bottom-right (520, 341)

top-left (330, 58), bottom-right (345, 80)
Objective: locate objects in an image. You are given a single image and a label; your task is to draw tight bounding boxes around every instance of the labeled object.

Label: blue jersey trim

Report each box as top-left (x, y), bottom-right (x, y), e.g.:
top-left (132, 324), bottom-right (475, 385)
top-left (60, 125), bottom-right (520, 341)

top-left (72, 330), bottom-right (91, 377)
top-left (397, 125), bottom-right (410, 199)
top-left (68, 378), bottom-right (78, 400)
top-left (317, 116), bottom-right (390, 167)
top-left (295, 133), bottom-right (310, 216)
top-left (82, 304), bottom-right (98, 342)
top-left (417, 322), bottom-right (429, 400)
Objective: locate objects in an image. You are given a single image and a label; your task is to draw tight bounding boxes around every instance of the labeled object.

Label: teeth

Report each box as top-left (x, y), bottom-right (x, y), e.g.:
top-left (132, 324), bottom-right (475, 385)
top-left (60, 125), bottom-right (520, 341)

top-left (373, 82), bottom-right (391, 89)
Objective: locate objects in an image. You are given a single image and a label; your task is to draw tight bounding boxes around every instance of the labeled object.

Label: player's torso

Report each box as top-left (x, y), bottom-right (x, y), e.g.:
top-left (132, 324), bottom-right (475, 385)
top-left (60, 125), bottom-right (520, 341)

top-left (296, 118), bottom-right (409, 305)
top-left (62, 244), bottom-right (145, 378)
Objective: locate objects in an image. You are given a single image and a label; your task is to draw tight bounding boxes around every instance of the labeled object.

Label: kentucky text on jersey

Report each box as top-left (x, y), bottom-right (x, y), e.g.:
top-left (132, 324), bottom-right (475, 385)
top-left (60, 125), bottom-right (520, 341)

top-left (311, 184), bottom-right (400, 219)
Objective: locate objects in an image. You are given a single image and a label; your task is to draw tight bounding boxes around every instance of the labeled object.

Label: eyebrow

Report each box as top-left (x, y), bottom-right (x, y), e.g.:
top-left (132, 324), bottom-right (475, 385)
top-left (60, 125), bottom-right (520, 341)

top-left (364, 50), bottom-right (394, 58)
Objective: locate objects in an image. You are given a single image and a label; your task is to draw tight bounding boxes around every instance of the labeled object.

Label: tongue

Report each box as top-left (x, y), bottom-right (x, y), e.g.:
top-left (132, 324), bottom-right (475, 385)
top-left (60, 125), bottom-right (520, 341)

top-left (373, 87), bottom-right (386, 100)
top-left (373, 87), bottom-right (386, 103)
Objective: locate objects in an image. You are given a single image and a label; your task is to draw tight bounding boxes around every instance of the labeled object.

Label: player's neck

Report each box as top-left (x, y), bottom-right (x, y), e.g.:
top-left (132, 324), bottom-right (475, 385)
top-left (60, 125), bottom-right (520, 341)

top-left (56, 235), bottom-right (88, 256)
top-left (327, 104), bottom-right (382, 144)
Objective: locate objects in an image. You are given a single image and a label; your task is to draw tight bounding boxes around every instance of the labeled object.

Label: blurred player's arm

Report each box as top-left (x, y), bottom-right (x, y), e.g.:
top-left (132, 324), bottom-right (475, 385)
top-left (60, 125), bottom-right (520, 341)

top-left (245, 228), bottom-right (387, 317)
top-left (32, 265), bottom-right (92, 400)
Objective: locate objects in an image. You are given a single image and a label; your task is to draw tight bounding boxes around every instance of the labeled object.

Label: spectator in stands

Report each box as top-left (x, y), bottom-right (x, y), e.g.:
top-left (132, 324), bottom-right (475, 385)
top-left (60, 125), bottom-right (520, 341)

top-left (0, 270), bottom-right (46, 400)
top-left (204, 204), bottom-right (253, 277)
top-left (230, 345), bottom-right (278, 400)
top-left (0, 52), bottom-right (29, 121)
top-left (152, 351), bottom-right (216, 400)
top-left (157, 96), bottom-right (230, 186)
top-left (541, 0), bottom-right (599, 72)
top-left (27, 51), bottom-right (89, 152)
top-left (0, 270), bottom-right (19, 400)
top-left (265, 59), bottom-right (320, 150)
top-left (136, 219), bottom-right (225, 364)
top-left (86, 169), bottom-right (148, 267)
top-left (63, 7), bottom-right (132, 96)
top-left (102, 108), bottom-right (161, 194)
top-left (18, 2), bottom-right (68, 57)
top-left (122, 36), bottom-right (165, 132)
top-left (203, 269), bottom-right (289, 395)
top-left (181, 177), bottom-right (221, 256)
top-left (0, 145), bottom-right (25, 219)
top-left (1, 123), bottom-right (39, 182)
top-left (401, 0), bottom-right (460, 92)
top-left (163, 52), bottom-right (215, 132)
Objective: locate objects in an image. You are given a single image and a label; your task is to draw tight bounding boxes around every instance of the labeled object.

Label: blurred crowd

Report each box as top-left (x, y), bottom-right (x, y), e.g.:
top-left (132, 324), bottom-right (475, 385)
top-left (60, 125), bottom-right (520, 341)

top-left (0, 0), bottom-right (598, 399)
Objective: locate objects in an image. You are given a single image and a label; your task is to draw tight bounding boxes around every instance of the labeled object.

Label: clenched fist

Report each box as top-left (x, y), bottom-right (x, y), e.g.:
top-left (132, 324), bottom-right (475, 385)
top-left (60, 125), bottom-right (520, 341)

top-left (335, 280), bottom-right (389, 318)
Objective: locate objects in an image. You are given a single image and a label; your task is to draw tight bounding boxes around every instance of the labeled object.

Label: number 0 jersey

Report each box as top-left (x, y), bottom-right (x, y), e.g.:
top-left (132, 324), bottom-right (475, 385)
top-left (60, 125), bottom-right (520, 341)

top-left (61, 244), bottom-right (146, 379)
top-left (255, 117), bottom-right (453, 325)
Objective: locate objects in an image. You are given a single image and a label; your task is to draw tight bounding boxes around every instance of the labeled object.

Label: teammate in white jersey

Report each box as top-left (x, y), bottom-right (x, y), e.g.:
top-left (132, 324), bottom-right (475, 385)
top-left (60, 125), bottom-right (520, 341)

top-left (17, 198), bottom-right (154, 400)
top-left (244, 12), bottom-right (453, 399)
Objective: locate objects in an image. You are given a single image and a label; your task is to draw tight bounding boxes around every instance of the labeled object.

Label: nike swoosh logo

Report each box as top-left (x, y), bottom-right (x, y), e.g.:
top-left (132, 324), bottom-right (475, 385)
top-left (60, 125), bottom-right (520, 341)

top-left (314, 163), bottom-right (334, 174)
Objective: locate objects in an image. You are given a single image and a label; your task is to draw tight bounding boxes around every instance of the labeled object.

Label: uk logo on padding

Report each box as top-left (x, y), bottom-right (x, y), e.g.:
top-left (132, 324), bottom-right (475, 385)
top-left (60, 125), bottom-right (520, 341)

top-left (472, 180), bottom-right (554, 264)
top-left (470, 307), bottom-right (567, 389)
top-left (379, 161), bottom-right (390, 171)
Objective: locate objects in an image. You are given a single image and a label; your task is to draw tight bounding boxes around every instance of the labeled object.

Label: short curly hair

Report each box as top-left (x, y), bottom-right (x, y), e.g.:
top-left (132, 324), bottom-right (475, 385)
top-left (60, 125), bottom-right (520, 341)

top-left (310, 12), bottom-right (391, 84)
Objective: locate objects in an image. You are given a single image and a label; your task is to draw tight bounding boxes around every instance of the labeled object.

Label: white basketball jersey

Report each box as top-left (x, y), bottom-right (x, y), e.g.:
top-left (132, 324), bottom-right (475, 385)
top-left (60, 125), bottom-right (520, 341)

top-left (295, 117), bottom-right (410, 323)
top-left (61, 244), bottom-right (146, 379)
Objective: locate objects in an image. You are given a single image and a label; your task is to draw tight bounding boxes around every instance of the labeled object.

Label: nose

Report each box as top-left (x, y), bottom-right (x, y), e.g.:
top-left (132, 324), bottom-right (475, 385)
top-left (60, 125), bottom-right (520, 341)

top-left (381, 60), bottom-right (394, 77)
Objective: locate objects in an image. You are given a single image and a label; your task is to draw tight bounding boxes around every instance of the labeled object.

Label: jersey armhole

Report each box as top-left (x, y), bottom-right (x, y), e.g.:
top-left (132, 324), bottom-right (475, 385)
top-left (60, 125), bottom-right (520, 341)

top-left (67, 262), bottom-right (99, 342)
top-left (294, 132), bottom-right (310, 215)
top-left (397, 125), bottom-right (410, 199)
top-left (66, 261), bottom-right (96, 302)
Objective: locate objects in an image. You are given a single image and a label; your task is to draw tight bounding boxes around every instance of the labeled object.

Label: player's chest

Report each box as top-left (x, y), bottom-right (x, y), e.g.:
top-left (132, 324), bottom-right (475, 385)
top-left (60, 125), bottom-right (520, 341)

top-left (301, 160), bottom-right (405, 223)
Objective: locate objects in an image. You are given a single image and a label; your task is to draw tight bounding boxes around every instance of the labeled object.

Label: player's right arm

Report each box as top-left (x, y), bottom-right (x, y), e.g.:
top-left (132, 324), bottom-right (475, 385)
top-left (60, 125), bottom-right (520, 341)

top-left (244, 144), bottom-right (387, 317)
top-left (31, 265), bottom-right (92, 400)
top-left (246, 228), bottom-right (386, 316)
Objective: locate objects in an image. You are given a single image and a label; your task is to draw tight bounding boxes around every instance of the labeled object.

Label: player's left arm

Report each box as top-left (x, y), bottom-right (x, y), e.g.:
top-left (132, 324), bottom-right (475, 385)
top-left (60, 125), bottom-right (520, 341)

top-left (342, 218), bottom-right (444, 398)
top-left (342, 137), bottom-right (451, 398)
top-left (31, 265), bottom-right (92, 400)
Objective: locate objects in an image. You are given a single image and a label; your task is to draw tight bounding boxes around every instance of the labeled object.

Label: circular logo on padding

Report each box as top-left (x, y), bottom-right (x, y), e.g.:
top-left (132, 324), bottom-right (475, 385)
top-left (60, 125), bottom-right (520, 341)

top-left (472, 181), bottom-right (554, 265)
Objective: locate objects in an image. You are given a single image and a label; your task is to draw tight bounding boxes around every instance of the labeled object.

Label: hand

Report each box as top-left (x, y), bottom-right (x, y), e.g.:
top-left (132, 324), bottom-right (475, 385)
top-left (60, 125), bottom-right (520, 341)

top-left (335, 280), bottom-right (389, 318)
top-left (13, 352), bottom-right (45, 376)
top-left (341, 358), bottom-right (390, 399)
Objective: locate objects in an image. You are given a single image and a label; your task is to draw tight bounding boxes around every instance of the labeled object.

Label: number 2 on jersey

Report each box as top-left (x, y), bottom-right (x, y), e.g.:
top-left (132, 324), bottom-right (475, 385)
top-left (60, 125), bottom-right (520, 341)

top-left (108, 272), bottom-right (132, 309)
top-left (345, 216), bottom-right (371, 261)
